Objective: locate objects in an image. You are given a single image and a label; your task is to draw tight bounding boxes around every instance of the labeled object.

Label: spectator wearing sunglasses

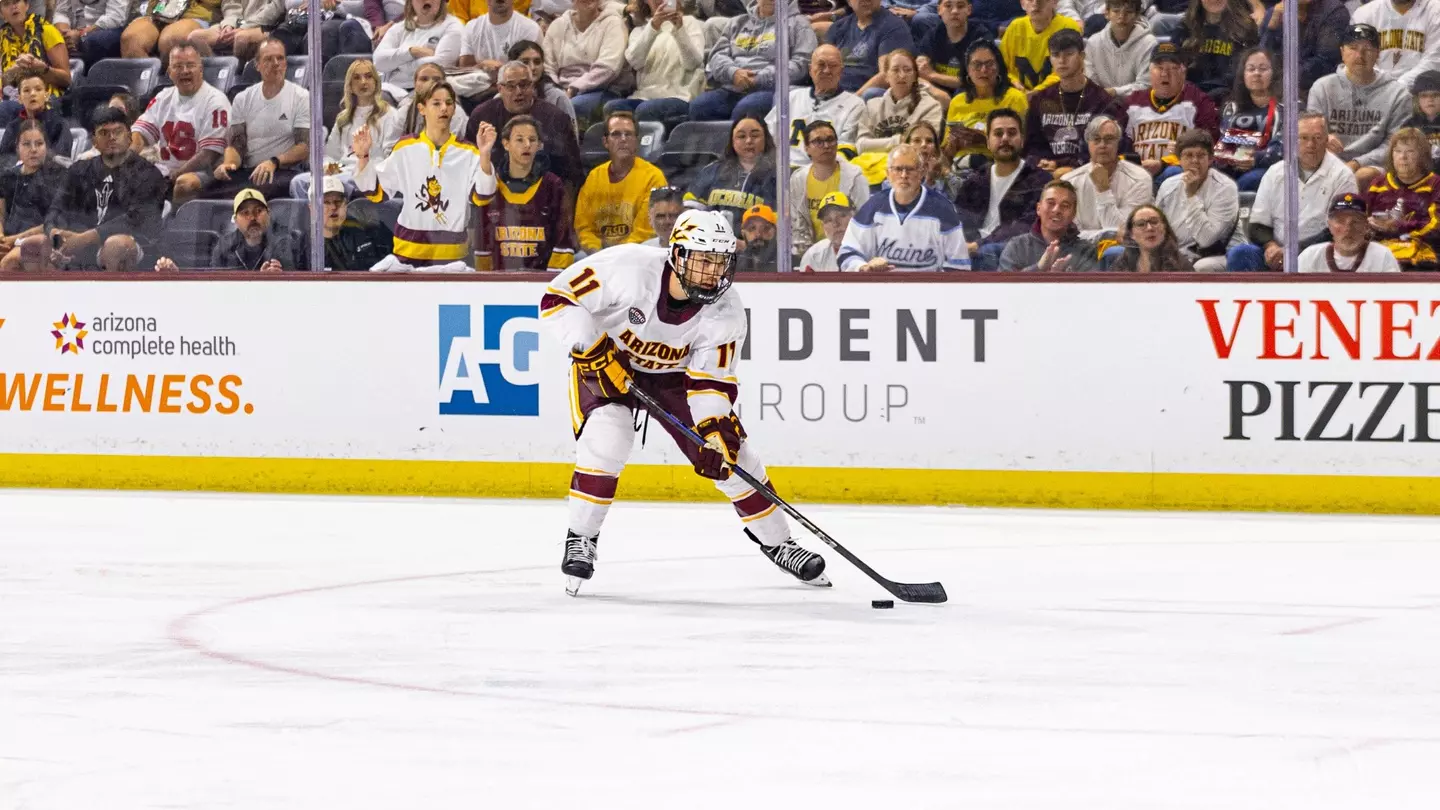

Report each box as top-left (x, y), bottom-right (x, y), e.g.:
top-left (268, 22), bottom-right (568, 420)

top-left (640, 185), bottom-right (684, 245)
top-left (574, 110), bottom-right (668, 252)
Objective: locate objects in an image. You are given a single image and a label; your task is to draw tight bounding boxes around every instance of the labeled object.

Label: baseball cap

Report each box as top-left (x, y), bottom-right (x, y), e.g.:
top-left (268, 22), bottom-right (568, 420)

top-left (1414, 70), bottom-right (1440, 94)
top-left (1047, 29), bottom-right (1085, 54)
top-left (233, 187), bottom-right (268, 215)
top-left (1329, 192), bottom-right (1367, 215)
top-left (817, 191), bottom-right (854, 218)
top-left (322, 176), bottom-right (346, 197)
top-left (1151, 42), bottom-right (1186, 64)
top-left (1342, 23), bottom-right (1380, 46)
top-left (742, 204), bottom-right (777, 226)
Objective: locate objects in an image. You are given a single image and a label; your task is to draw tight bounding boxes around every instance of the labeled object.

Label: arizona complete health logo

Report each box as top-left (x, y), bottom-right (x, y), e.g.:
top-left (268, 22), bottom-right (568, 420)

top-left (51, 313), bottom-right (87, 354)
top-left (438, 304), bottom-right (540, 416)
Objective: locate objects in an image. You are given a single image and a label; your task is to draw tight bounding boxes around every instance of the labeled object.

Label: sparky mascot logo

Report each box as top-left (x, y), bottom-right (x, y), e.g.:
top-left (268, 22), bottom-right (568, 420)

top-left (51, 313), bottom-right (87, 354)
top-left (417, 175), bottom-right (448, 225)
top-left (438, 304), bottom-right (540, 416)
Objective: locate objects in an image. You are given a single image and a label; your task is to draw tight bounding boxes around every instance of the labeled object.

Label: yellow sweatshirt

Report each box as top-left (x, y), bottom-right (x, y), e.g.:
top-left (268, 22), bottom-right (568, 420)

top-left (999, 13), bottom-right (1081, 93)
top-left (449, 0), bottom-right (532, 24)
top-left (574, 157), bottom-right (668, 252)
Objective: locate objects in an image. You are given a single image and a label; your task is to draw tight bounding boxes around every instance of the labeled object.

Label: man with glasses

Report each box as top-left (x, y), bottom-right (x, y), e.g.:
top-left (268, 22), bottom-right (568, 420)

top-left (840, 143), bottom-right (968, 271)
top-left (1065, 114), bottom-right (1152, 240)
top-left (48, 105), bottom-right (167, 271)
top-left (130, 43), bottom-right (233, 206)
top-left (575, 111), bottom-right (668, 252)
top-left (641, 186), bottom-right (685, 246)
top-left (766, 44), bottom-right (865, 168)
top-left (468, 60), bottom-right (584, 187)
top-left (786, 119), bottom-right (869, 258)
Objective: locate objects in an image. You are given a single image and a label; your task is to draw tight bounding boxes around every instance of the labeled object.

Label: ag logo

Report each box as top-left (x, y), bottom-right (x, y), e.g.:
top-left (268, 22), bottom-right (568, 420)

top-left (628, 307), bottom-right (646, 325)
top-left (438, 304), bottom-right (540, 416)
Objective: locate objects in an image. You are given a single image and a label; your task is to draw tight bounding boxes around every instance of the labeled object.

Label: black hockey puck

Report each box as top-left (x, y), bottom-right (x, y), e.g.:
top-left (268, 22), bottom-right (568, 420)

top-left (871, 599), bottom-right (895, 609)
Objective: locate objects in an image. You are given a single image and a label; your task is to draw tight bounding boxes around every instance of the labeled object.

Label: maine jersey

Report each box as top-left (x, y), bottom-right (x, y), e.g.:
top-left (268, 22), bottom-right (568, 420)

top-left (540, 244), bottom-right (747, 430)
top-left (839, 187), bottom-right (970, 271)
top-left (132, 83), bottom-right (231, 177)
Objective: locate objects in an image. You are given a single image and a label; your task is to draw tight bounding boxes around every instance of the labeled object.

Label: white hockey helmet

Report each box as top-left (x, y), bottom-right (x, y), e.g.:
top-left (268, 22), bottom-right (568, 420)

top-left (668, 209), bottom-right (738, 304)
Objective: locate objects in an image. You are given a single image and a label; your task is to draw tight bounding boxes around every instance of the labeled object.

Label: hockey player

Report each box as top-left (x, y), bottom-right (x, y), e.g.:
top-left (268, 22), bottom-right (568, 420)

top-left (540, 209), bottom-right (829, 596)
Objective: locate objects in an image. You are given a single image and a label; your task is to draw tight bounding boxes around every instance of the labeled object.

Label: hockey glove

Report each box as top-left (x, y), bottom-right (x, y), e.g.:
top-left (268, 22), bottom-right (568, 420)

top-left (693, 414), bottom-right (746, 480)
top-left (572, 335), bottom-right (632, 399)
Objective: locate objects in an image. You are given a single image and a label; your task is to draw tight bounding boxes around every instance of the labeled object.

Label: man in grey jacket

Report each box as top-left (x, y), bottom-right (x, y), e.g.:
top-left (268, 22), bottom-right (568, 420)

top-left (999, 180), bottom-right (1103, 272)
top-left (1307, 23), bottom-right (1411, 187)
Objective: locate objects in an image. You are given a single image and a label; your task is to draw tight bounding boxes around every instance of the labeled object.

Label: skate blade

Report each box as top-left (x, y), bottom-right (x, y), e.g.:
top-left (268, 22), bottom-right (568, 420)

top-left (565, 576), bottom-right (586, 597)
top-left (802, 572), bottom-right (832, 588)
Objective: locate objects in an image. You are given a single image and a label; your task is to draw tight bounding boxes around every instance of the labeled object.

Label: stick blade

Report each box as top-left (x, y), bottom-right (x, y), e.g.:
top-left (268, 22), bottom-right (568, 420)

top-left (886, 581), bottom-right (948, 604)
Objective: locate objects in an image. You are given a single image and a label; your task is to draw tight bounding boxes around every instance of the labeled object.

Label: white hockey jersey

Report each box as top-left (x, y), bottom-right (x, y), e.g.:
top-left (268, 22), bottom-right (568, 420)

top-left (1351, 0), bottom-right (1440, 91)
top-left (839, 187), bottom-right (970, 271)
top-left (541, 243), bottom-right (747, 430)
top-left (132, 83), bottom-right (232, 177)
top-left (766, 87), bottom-right (867, 167)
top-left (355, 131), bottom-right (497, 266)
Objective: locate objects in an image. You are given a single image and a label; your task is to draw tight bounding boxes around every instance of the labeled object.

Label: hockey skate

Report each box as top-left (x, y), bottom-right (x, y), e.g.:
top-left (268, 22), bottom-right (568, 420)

top-left (749, 530), bottom-right (830, 587)
top-left (562, 531), bottom-right (598, 596)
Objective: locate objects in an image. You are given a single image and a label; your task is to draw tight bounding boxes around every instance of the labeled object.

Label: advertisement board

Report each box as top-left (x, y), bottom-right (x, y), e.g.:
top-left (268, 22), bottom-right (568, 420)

top-left (2, 280), bottom-right (1438, 512)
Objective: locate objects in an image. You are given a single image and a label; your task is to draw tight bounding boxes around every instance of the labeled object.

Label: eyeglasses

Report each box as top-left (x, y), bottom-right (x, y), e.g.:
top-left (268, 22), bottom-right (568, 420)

top-left (969, 59), bottom-right (998, 70)
top-left (1088, 135), bottom-right (1120, 145)
top-left (1132, 217), bottom-right (1164, 229)
top-left (889, 164), bottom-right (922, 174)
top-left (807, 136), bottom-right (837, 147)
top-left (1244, 64), bottom-right (1273, 74)
top-left (499, 81), bottom-right (533, 90)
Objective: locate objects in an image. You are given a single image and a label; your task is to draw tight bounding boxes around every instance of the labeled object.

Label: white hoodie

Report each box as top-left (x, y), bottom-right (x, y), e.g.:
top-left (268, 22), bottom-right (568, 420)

top-left (373, 14), bottom-right (464, 90)
top-left (1085, 22), bottom-right (1156, 98)
top-left (626, 13), bottom-right (707, 102)
top-left (544, 2), bottom-right (629, 95)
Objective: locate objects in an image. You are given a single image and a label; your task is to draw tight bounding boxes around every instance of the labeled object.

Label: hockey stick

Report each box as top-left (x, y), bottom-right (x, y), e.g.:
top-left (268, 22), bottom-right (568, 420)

top-left (628, 384), bottom-right (948, 604)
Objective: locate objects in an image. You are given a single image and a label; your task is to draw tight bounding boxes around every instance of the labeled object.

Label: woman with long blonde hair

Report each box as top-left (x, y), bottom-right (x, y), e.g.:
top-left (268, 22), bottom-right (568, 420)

top-left (290, 59), bottom-right (400, 199)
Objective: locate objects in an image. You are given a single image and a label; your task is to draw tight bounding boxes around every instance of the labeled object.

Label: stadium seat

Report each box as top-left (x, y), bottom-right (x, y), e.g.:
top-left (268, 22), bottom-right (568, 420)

top-left (69, 128), bottom-right (90, 161)
top-left (268, 199), bottom-right (311, 234)
top-left (203, 56), bottom-right (240, 93)
top-left (170, 200), bottom-right (236, 234)
top-left (659, 121), bottom-right (730, 173)
top-left (323, 53), bottom-right (368, 82)
top-left (636, 120), bottom-right (664, 164)
top-left (69, 58), bottom-right (84, 86)
top-left (348, 198), bottom-right (401, 232)
top-left (581, 122), bottom-right (607, 172)
top-left (240, 55), bottom-right (310, 85)
top-left (160, 228), bottom-right (221, 270)
top-left (322, 81), bottom-right (345, 130)
top-left (69, 58), bottom-right (162, 125)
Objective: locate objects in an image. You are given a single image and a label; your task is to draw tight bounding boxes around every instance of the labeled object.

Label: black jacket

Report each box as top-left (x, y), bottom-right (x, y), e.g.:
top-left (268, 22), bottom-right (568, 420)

top-left (953, 160), bottom-right (1050, 247)
top-left (324, 218), bottom-right (393, 271)
top-left (48, 152), bottom-right (167, 245)
top-left (0, 107), bottom-right (72, 158)
top-left (209, 226), bottom-right (309, 270)
top-left (1260, 0), bottom-right (1349, 96)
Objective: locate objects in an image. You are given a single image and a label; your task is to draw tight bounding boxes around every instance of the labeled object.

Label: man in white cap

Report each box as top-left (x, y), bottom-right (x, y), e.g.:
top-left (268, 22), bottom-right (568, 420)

top-left (322, 176), bottom-right (393, 271)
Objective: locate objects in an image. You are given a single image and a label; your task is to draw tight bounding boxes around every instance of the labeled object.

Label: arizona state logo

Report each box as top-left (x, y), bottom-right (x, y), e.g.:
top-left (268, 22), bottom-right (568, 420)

top-left (416, 175), bottom-right (448, 224)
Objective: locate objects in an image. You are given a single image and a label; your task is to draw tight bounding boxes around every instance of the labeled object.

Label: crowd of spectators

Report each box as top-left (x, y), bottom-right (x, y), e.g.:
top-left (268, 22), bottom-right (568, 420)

top-left (0, 0), bottom-right (1436, 272)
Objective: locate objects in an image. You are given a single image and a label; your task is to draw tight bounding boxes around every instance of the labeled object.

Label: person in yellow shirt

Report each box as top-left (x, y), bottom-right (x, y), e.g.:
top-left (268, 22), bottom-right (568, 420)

top-left (998, 0), bottom-right (1080, 93)
top-left (945, 40), bottom-right (1028, 163)
top-left (574, 111), bottom-right (668, 252)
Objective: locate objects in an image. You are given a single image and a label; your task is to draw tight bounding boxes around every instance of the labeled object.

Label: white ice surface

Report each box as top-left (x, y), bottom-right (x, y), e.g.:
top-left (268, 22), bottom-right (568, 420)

top-left (3, 490), bottom-right (1440, 809)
